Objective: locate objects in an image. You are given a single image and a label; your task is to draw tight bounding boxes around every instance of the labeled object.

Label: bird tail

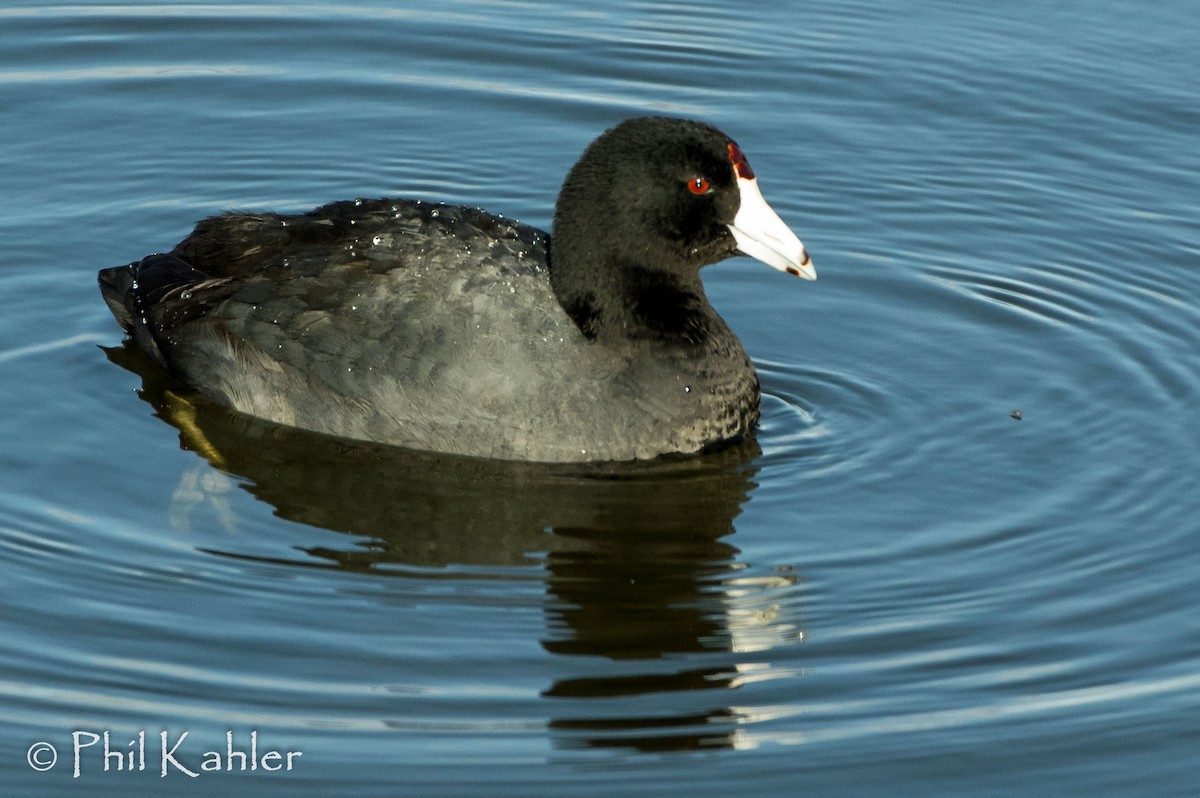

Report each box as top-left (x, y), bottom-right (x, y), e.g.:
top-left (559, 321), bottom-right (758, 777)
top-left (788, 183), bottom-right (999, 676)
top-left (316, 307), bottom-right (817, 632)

top-left (97, 262), bottom-right (138, 332)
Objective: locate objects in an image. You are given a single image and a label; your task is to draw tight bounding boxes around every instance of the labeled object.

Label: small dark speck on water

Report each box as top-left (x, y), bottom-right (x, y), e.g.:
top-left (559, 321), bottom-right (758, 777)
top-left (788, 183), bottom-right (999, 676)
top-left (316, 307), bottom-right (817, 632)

top-left (1011, 410), bottom-right (1023, 421)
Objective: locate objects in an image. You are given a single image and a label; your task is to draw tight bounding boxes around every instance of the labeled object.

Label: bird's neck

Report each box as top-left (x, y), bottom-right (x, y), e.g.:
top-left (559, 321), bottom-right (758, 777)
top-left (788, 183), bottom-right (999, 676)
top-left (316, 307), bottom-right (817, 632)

top-left (548, 243), bottom-right (716, 347)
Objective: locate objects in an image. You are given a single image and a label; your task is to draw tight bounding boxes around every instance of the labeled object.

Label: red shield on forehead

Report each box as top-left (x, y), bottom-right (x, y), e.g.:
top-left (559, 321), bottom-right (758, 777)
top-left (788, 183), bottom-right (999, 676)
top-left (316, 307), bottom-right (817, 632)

top-left (728, 143), bottom-right (756, 180)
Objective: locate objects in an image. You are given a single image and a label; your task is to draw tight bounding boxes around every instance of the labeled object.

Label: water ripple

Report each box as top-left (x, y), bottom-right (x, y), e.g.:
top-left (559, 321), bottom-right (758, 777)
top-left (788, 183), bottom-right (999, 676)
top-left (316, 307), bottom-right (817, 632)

top-left (756, 360), bottom-right (909, 481)
top-left (0, 64), bottom-right (279, 84)
top-left (924, 265), bottom-right (1095, 327)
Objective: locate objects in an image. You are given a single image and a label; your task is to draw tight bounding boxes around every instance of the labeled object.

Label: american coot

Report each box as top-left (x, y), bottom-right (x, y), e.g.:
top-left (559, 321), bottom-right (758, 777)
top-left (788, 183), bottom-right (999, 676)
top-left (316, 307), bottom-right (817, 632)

top-left (99, 117), bottom-right (815, 463)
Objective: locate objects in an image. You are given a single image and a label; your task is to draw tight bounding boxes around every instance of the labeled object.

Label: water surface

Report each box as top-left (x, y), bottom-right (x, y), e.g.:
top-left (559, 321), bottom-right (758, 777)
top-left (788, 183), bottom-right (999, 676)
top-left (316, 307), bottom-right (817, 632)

top-left (1, 1), bottom-right (1198, 796)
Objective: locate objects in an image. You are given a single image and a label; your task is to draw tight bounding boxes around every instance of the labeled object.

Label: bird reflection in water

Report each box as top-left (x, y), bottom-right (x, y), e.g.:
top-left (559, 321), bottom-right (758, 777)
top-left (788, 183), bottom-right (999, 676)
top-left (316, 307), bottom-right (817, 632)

top-left (106, 342), bottom-right (804, 753)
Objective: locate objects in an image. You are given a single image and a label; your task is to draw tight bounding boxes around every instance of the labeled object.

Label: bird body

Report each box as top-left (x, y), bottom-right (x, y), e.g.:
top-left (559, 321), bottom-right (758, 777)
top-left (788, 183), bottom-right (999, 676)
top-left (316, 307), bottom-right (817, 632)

top-left (100, 118), bottom-right (813, 462)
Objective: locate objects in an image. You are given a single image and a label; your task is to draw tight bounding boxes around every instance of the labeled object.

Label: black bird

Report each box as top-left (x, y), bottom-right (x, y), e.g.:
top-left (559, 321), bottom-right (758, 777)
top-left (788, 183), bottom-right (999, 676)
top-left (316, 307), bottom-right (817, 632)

top-left (99, 117), bottom-right (815, 462)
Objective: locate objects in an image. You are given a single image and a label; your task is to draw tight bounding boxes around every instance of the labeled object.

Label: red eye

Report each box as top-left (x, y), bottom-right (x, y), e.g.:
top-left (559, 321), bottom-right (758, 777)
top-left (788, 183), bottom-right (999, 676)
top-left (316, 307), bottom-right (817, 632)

top-left (687, 177), bottom-right (710, 195)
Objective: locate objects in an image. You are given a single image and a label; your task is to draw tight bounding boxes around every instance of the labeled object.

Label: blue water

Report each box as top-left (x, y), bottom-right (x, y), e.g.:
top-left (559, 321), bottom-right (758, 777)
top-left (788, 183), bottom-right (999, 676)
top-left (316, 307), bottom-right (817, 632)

top-left (2, 1), bottom-right (1198, 796)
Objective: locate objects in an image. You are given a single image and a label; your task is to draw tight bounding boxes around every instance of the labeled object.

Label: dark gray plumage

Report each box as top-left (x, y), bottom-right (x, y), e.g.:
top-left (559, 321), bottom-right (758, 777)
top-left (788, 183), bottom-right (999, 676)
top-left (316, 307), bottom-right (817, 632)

top-left (99, 117), bottom-right (814, 462)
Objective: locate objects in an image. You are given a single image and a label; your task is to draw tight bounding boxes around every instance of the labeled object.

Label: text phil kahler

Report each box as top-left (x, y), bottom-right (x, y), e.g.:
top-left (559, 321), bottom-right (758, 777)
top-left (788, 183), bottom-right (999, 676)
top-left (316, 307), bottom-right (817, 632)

top-left (72, 730), bottom-right (302, 778)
